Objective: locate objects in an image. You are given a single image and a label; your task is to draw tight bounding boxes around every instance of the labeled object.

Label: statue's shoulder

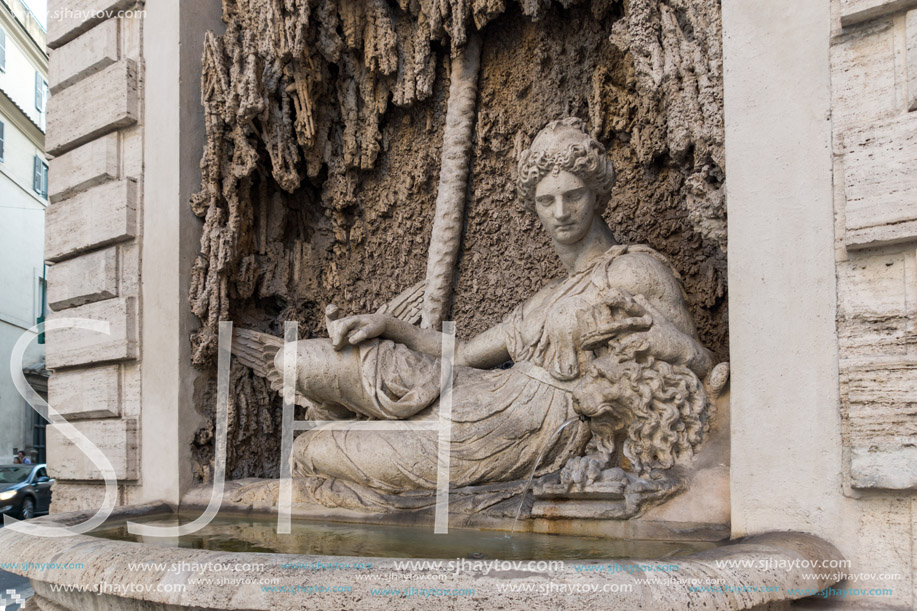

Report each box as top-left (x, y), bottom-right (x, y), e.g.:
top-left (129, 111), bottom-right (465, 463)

top-left (598, 245), bottom-right (684, 299)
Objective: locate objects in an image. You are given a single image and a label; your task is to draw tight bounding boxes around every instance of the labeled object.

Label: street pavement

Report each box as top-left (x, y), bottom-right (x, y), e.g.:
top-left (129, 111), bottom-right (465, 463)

top-left (0, 523), bottom-right (33, 611)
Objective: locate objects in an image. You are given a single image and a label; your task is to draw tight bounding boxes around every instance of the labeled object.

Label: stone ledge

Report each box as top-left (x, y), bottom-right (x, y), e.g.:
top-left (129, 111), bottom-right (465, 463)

top-left (48, 364), bottom-right (121, 420)
top-left (49, 18), bottom-right (119, 93)
top-left (46, 179), bottom-right (137, 262)
top-left (850, 447), bottom-right (917, 489)
top-left (47, 481), bottom-right (127, 514)
top-left (45, 297), bottom-right (138, 368)
top-left (47, 247), bottom-right (119, 310)
top-left (840, 0), bottom-right (917, 27)
top-left (845, 219), bottom-right (917, 249)
top-left (47, 0), bottom-right (135, 49)
top-left (45, 418), bottom-right (139, 480)
top-left (46, 59), bottom-right (138, 156)
top-left (842, 358), bottom-right (917, 489)
top-left (842, 115), bottom-right (917, 240)
top-left (48, 133), bottom-right (119, 204)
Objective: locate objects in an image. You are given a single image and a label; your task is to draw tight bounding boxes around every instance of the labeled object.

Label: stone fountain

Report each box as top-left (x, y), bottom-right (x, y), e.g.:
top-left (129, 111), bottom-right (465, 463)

top-left (4, 0), bottom-right (896, 608)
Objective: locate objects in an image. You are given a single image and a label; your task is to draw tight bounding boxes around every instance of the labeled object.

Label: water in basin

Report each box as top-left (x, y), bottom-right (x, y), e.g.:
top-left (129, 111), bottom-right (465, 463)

top-left (89, 513), bottom-right (722, 560)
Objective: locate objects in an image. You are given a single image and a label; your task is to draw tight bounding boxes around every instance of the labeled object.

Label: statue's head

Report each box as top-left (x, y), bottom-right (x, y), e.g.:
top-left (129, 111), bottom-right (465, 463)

top-left (518, 118), bottom-right (615, 245)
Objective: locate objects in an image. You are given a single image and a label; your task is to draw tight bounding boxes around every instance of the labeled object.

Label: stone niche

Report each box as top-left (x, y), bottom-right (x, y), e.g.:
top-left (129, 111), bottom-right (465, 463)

top-left (174, 0), bottom-right (729, 542)
top-left (187, 0), bottom-right (728, 493)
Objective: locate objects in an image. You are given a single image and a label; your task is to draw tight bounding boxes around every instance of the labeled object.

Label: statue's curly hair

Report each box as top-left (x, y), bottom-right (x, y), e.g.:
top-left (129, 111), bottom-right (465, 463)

top-left (517, 117), bottom-right (616, 207)
top-left (577, 356), bottom-right (712, 475)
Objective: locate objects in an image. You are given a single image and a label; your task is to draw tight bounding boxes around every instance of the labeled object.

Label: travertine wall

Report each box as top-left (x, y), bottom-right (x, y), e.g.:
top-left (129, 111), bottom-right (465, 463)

top-left (44, 0), bottom-right (145, 510)
top-left (727, 1), bottom-right (916, 607)
top-left (831, 0), bottom-right (917, 491)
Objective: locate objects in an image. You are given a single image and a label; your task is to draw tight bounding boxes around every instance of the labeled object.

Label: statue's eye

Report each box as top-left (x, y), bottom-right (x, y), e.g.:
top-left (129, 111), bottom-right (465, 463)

top-left (566, 189), bottom-right (585, 202)
top-left (536, 196), bottom-right (553, 208)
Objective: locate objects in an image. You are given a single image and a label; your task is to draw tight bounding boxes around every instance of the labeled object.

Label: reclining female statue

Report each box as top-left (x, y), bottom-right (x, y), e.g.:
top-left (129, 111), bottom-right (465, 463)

top-left (236, 118), bottom-right (719, 514)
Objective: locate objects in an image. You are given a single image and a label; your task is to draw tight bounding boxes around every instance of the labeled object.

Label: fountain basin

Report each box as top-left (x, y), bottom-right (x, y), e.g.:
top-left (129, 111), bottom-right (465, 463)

top-left (90, 511), bottom-right (721, 560)
top-left (0, 503), bottom-right (843, 610)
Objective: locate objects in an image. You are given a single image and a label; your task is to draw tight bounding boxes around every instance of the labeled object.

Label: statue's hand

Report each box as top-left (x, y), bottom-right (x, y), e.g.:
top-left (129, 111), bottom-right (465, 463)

top-left (330, 314), bottom-right (389, 350)
top-left (608, 295), bottom-right (697, 366)
top-left (580, 289), bottom-right (653, 350)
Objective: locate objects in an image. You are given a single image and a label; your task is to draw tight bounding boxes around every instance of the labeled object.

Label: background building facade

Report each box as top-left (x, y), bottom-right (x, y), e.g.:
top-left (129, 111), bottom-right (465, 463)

top-left (0, 0), bottom-right (48, 464)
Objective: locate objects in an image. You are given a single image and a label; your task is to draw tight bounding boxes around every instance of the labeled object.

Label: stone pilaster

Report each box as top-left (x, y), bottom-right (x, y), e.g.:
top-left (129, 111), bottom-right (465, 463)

top-left (44, 3), bottom-right (145, 512)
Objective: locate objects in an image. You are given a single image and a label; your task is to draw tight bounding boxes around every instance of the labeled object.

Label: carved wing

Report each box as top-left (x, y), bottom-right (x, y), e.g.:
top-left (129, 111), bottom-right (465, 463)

top-left (231, 328), bottom-right (284, 391)
top-left (375, 280), bottom-right (425, 324)
top-left (232, 280), bottom-right (426, 408)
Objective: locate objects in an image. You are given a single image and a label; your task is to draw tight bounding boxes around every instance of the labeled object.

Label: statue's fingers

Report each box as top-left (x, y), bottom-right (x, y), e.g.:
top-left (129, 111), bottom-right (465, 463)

top-left (631, 294), bottom-right (662, 318)
top-left (601, 315), bottom-right (652, 336)
top-left (331, 328), bottom-right (346, 349)
top-left (331, 318), bottom-right (357, 349)
top-left (615, 333), bottom-right (649, 360)
top-left (602, 289), bottom-right (628, 309)
top-left (621, 299), bottom-right (650, 319)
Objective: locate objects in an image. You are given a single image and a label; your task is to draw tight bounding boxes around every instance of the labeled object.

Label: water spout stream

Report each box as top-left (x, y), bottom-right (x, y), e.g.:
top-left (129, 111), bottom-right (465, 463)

top-left (508, 416), bottom-right (584, 537)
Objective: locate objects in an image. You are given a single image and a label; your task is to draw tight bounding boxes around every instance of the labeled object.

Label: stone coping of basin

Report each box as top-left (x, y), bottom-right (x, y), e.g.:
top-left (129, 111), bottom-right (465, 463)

top-left (0, 503), bottom-right (842, 610)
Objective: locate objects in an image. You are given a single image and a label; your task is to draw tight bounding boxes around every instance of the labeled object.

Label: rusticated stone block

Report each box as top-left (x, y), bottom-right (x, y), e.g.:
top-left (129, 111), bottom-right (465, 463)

top-left (845, 220), bottom-right (917, 249)
top-left (47, 247), bottom-right (118, 310)
top-left (46, 59), bottom-right (138, 155)
top-left (48, 482), bottom-right (125, 513)
top-left (48, 365), bottom-right (120, 419)
top-left (45, 297), bottom-right (138, 368)
top-left (842, 115), bottom-right (917, 248)
top-left (850, 448), bottom-right (917, 489)
top-left (47, 0), bottom-right (134, 49)
top-left (49, 18), bottom-right (118, 93)
top-left (48, 133), bottom-right (119, 203)
top-left (830, 19), bottom-right (897, 137)
top-left (840, 0), bottom-right (917, 27)
top-left (836, 251), bottom-right (915, 357)
top-left (47, 418), bottom-right (138, 480)
top-left (46, 179), bottom-right (137, 262)
top-left (842, 358), bottom-right (917, 489)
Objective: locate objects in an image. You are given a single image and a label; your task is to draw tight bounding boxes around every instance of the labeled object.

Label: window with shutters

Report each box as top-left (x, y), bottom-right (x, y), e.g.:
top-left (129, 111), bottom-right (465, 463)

top-left (32, 155), bottom-right (47, 198)
top-left (35, 71), bottom-right (47, 113)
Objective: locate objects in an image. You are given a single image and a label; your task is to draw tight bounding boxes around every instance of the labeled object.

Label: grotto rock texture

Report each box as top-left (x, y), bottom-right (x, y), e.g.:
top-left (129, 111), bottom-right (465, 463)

top-left (189, 0), bottom-right (726, 481)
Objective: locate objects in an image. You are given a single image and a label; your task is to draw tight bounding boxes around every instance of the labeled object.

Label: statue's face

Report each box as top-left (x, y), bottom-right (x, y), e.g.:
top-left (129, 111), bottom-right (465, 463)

top-left (534, 170), bottom-right (595, 245)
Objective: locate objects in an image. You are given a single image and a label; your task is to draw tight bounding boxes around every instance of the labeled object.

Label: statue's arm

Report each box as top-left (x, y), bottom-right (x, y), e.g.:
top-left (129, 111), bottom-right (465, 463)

top-left (456, 324), bottom-right (511, 369)
top-left (329, 312), bottom-right (510, 368)
top-left (381, 317), bottom-right (510, 368)
top-left (606, 254), bottom-right (713, 376)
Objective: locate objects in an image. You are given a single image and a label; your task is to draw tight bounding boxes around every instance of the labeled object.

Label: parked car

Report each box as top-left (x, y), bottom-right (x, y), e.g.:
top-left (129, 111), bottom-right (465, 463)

top-left (0, 464), bottom-right (53, 520)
